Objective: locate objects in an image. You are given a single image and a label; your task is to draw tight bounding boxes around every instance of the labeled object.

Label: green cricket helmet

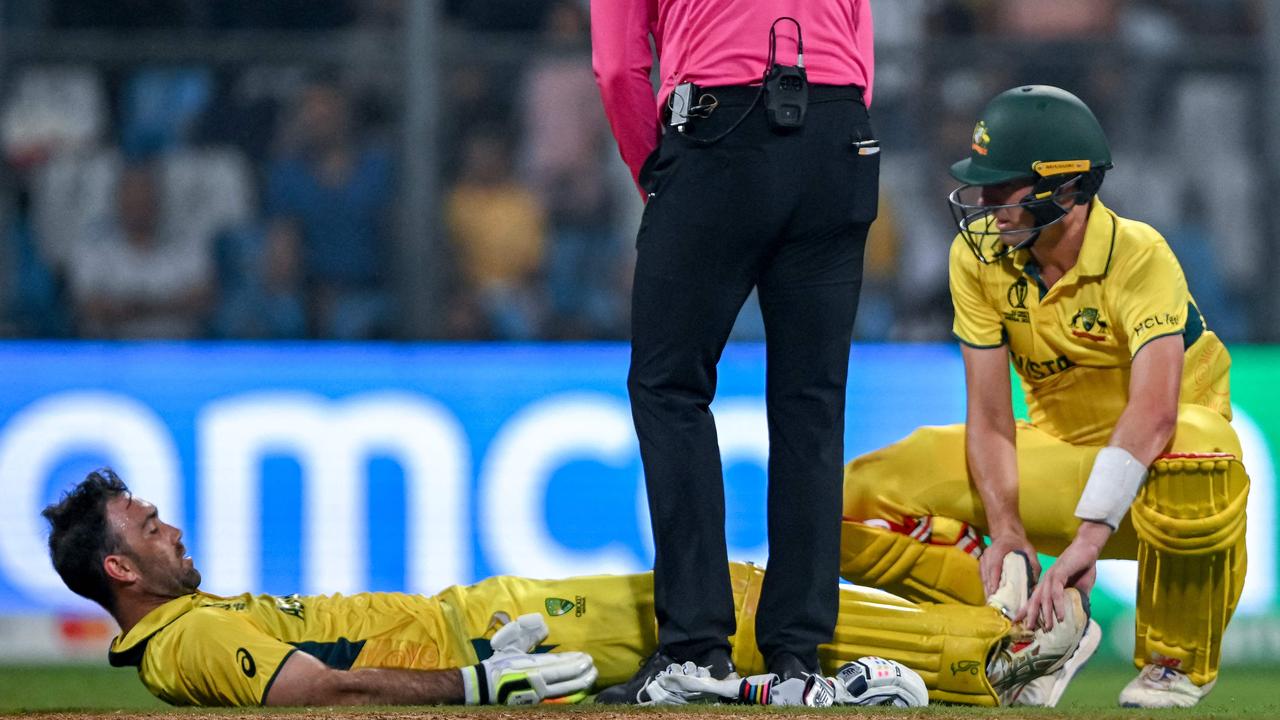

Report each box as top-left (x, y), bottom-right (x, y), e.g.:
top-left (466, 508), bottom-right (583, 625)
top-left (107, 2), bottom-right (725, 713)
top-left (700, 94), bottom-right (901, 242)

top-left (947, 85), bottom-right (1113, 263)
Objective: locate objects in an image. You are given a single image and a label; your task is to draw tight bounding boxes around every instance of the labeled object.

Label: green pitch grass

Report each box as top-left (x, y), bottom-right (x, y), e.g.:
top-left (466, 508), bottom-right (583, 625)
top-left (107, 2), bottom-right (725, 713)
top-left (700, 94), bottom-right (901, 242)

top-left (2, 661), bottom-right (1278, 718)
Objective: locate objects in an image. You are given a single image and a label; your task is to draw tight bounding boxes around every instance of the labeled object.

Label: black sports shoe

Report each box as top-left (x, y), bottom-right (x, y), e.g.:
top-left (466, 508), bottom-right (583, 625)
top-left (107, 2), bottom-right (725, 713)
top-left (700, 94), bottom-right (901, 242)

top-left (596, 646), bottom-right (736, 704)
top-left (595, 651), bottom-right (676, 704)
top-left (769, 652), bottom-right (819, 682)
top-left (696, 645), bottom-right (736, 681)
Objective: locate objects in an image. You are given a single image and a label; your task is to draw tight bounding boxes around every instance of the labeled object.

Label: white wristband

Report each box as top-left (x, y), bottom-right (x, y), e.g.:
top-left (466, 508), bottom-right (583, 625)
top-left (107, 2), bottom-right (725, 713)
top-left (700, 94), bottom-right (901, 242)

top-left (460, 665), bottom-right (485, 705)
top-left (1074, 446), bottom-right (1148, 529)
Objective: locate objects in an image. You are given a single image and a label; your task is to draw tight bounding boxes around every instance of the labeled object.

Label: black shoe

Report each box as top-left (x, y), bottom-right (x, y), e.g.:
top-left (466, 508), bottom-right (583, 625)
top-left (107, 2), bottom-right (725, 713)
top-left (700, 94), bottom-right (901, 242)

top-left (696, 645), bottom-right (736, 680)
top-left (596, 646), bottom-right (736, 705)
top-left (769, 652), bottom-right (819, 682)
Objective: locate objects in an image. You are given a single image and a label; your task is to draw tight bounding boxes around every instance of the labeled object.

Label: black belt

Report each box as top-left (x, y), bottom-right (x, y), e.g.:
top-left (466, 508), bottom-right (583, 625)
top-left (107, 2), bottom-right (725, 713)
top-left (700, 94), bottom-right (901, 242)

top-left (678, 83), bottom-right (863, 108)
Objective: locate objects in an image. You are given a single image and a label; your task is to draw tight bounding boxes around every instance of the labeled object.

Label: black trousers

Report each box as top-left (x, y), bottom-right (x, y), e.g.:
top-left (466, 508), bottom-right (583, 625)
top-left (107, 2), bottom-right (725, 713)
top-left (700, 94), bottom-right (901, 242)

top-left (627, 85), bottom-right (879, 668)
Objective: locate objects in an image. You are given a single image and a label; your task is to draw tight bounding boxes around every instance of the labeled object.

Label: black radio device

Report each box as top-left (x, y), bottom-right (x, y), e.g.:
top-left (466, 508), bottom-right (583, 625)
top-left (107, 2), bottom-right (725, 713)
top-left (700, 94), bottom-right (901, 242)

top-left (764, 17), bottom-right (807, 130)
top-left (666, 17), bottom-right (808, 145)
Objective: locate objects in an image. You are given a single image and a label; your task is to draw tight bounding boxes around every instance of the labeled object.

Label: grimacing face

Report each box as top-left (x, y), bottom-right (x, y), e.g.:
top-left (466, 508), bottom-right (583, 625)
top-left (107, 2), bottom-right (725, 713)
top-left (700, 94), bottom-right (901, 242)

top-left (105, 495), bottom-right (201, 598)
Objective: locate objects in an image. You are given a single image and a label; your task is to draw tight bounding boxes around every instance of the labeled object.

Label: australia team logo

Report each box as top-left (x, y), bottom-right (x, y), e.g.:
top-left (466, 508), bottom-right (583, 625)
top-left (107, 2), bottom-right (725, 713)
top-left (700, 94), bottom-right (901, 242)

top-left (545, 598), bottom-right (575, 616)
top-left (971, 120), bottom-right (991, 156)
top-left (545, 596), bottom-right (588, 617)
top-left (1070, 307), bottom-right (1108, 342)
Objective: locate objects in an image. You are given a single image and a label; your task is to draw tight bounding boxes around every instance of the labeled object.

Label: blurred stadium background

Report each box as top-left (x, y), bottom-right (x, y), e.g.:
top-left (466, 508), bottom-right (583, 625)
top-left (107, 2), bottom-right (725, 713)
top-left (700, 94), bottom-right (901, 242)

top-left (0, 0), bottom-right (1277, 707)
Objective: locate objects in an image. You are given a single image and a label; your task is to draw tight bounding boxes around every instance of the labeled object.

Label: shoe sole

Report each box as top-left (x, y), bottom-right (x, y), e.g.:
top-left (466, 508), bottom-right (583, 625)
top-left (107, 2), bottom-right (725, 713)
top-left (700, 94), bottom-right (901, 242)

top-left (1045, 619), bottom-right (1102, 707)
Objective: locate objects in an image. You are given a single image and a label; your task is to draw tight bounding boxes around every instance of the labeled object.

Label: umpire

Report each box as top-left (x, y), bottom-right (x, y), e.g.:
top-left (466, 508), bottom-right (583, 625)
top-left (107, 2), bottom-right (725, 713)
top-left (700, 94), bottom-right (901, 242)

top-left (591, 0), bottom-right (878, 701)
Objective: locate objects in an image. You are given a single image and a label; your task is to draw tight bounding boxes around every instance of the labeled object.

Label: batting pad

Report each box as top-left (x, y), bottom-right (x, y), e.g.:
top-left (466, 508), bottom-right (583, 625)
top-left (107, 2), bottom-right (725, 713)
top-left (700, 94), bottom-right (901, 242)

top-left (823, 583), bottom-right (1009, 706)
top-left (840, 520), bottom-right (986, 606)
top-left (1130, 454), bottom-right (1249, 686)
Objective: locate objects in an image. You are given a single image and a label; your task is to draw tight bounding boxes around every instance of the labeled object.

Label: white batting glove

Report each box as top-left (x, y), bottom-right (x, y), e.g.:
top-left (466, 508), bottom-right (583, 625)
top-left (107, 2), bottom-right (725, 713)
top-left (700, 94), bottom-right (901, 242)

top-left (461, 650), bottom-right (597, 705)
top-left (655, 669), bottom-right (836, 707)
top-left (489, 613), bottom-right (549, 654)
top-left (832, 657), bottom-right (929, 707)
top-left (462, 613), bottom-right (596, 705)
top-left (639, 661), bottom-right (714, 705)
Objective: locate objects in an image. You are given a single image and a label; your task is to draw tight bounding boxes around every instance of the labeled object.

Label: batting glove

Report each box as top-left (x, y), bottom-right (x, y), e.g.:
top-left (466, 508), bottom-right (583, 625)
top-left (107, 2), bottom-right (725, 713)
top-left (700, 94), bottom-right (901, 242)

top-left (461, 613), bottom-right (597, 705)
top-left (655, 669), bottom-right (836, 707)
top-left (832, 656), bottom-right (929, 707)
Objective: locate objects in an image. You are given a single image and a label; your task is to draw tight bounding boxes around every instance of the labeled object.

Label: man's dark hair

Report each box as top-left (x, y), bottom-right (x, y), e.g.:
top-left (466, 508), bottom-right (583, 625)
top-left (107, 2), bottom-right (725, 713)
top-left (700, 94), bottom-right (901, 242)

top-left (41, 469), bottom-right (130, 613)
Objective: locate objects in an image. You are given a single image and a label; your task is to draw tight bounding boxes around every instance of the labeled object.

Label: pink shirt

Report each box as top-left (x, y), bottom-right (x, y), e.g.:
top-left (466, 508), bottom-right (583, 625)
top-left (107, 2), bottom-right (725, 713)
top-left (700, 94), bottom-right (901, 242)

top-left (591, 0), bottom-right (874, 189)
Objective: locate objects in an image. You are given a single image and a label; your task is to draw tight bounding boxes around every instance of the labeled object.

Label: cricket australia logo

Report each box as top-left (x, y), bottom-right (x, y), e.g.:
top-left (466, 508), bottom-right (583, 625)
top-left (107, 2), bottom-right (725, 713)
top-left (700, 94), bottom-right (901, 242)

top-left (545, 598), bottom-right (574, 616)
top-left (971, 120), bottom-right (991, 156)
top-left (1069, 306), bottom-right (1109, 342)
top-left (545, 596), bottom-right (587, 617)
top-left (1007, 277), bottom-right (1028, 309)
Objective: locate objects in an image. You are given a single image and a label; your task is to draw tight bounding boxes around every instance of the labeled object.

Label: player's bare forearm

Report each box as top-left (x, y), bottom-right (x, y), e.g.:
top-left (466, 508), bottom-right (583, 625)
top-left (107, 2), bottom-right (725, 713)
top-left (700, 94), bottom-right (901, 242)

top-left (1107, 334), bottom-right (1184, 465)
top-left (966, 423), bottom-right (1022, 536)
top-left (265, 650), bottom-right (464, 706)
top-left (1073, 519), bottom-right (1112, 554)
top-left (961, 343), bottom-right (1040, 591)
top-left (961, 344), bottom-right (1023, 537)
top-left (328, 666), bottom-right (464, 705)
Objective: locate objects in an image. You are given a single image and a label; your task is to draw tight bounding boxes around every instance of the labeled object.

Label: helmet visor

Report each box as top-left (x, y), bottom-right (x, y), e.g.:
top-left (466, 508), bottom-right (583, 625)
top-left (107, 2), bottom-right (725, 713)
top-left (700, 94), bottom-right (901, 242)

top-left (946, 183), bottom-right (1069, 264)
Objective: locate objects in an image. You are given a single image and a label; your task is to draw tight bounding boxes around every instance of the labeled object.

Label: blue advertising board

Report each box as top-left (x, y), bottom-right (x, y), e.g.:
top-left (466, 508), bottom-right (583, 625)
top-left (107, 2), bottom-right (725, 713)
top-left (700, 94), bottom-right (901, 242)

top-left (0, 342), bottom-right (964, 611)
top-left (0, 341), bottom-right (1273, 666)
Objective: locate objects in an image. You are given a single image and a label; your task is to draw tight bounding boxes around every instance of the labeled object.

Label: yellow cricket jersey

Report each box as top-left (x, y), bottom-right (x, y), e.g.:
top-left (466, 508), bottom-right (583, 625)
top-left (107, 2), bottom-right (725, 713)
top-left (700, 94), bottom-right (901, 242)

top-left (949, 197), bottom-right (1232, 445)
top-left (107, 590), bottom-right (469, 706)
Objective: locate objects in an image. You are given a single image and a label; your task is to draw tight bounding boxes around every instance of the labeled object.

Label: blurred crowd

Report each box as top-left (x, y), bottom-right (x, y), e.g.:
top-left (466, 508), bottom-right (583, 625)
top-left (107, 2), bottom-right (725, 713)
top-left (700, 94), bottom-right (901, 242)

top-left (0, 0), bottom-right (1268, 342)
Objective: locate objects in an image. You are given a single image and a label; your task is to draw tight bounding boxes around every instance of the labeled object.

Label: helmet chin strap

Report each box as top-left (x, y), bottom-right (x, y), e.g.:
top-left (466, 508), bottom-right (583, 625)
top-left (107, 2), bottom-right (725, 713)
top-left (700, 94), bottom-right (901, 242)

top-left (1008, 227), bottom-right (1042, 253)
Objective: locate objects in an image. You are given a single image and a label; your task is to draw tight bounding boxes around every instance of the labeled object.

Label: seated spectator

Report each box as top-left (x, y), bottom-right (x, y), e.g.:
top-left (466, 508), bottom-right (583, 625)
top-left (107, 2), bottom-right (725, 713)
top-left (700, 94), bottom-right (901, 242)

top-left (210, 224), bottom-right (307, 339)
top-left (66, 161), bottom-right (215, 339)
top-left (265, 78), bottom-right (394, 339)
top-left (446, 129), bottom-right (547, 339)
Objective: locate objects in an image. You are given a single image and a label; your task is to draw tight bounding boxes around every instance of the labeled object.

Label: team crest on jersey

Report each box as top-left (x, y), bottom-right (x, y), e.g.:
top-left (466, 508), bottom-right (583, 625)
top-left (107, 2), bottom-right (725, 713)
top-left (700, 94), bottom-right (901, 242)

top-left (545, 596), bottom-right (587, 617)
top-left (1069, 307), bottom-right (1108, 342)
top-left (971, 120), bottom-right (991, 156)
top-left (546, 598), bottom-right (575, 616)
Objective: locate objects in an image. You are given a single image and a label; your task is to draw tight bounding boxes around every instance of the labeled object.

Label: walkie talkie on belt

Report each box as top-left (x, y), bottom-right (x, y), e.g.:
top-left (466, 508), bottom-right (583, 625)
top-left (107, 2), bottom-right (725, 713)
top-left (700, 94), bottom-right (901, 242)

top-left (664, 17), bottom-right (809, 145)
top-left (764, 17), bottom-right (807, 130)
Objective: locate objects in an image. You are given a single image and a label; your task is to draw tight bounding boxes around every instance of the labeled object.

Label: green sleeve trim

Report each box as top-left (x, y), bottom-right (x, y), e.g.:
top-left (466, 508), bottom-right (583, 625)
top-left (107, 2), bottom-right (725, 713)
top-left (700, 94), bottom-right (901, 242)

top-left (1183, 300), bottom-right (1205, 348)
top-left (259, 648), bottom-right (298, 706)
top-left (952, 332), bottom-right (1005, 350)
top-left (1132, 329), bottom-right (1185, 359)
top-left (289, 638), bottom-right (366, 671)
